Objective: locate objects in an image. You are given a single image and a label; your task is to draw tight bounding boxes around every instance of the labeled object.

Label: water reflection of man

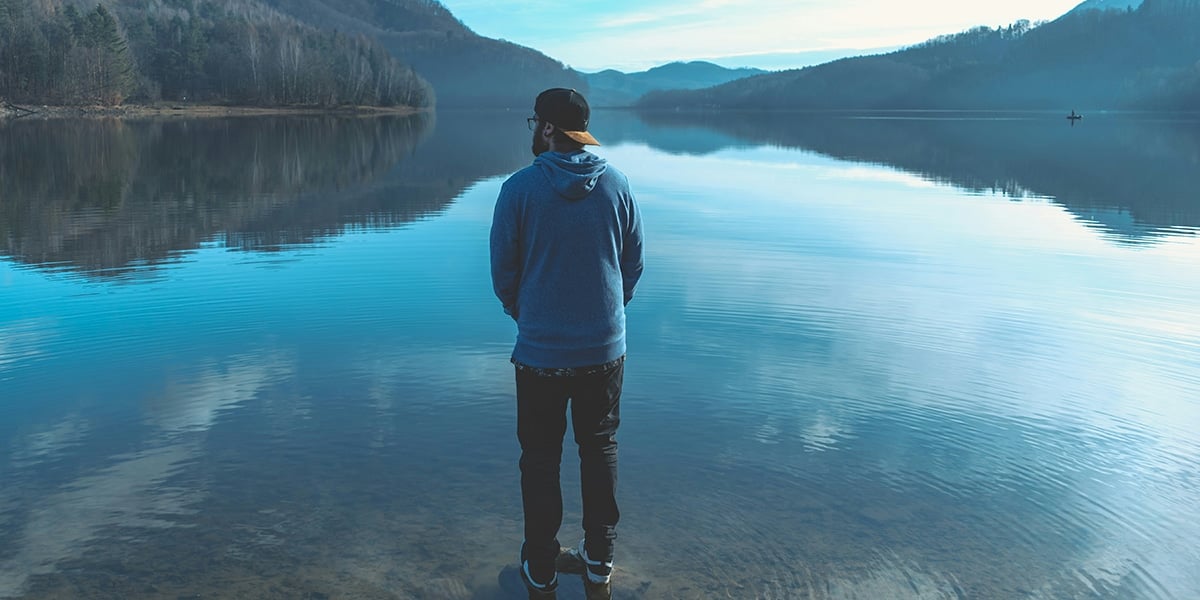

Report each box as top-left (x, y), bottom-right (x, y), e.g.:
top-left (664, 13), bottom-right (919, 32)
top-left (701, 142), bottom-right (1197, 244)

top-left (490, 88), bottom-right (645, 597)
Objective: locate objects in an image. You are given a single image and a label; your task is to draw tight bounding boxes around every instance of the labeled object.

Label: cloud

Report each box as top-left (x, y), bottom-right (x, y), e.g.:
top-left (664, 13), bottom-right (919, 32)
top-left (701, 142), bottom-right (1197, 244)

top-left (596, 0), bottom-right (742, 28)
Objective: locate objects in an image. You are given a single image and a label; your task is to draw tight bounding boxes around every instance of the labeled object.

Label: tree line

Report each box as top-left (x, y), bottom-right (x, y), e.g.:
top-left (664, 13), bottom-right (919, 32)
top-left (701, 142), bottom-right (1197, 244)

top-left (0, 0), bottom-right (434, 108)
top-left (0, 1), bottom-right (133, 104)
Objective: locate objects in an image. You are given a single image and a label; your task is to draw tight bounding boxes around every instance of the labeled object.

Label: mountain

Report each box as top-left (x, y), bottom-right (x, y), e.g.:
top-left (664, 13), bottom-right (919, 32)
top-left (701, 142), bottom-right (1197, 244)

top-left (638, 0), bottom-right (1200, 111)
top-left (582, 61), bottom-right (766, 107)
top-left (263, 0), bottom-right (589, 108)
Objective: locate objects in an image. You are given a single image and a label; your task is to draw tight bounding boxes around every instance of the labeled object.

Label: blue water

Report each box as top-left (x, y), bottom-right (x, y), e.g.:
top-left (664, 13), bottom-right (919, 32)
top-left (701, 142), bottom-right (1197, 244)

top-left (1, 112), bottom-right (1198, 599)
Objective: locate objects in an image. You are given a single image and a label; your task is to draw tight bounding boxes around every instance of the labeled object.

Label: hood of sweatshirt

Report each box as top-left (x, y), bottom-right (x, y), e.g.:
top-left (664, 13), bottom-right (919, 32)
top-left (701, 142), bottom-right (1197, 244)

top-left (534, 150), bottom-right (609, 201)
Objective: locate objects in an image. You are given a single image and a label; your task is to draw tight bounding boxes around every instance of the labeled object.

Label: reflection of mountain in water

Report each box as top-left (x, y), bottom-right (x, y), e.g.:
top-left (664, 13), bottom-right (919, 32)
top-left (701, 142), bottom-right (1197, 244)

top-left (626, 111), bottom-right (1200, 242)
top-left (0, 113), bottom-right (532, 278)
top-left (593, 109), bottom-right (748, 155)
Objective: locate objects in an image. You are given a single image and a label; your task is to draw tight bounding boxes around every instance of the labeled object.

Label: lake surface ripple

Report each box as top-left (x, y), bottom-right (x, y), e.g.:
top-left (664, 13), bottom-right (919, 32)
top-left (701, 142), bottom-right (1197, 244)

top-left (1, 111), bottom-right (1197, 599)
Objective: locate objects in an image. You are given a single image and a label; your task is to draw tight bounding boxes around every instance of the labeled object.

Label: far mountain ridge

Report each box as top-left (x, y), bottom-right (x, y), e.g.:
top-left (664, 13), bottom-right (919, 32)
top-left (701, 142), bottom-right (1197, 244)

top-left (638, 61), bottom-right (767, 80)
top-left (581, 61), bottom-right (767, 107)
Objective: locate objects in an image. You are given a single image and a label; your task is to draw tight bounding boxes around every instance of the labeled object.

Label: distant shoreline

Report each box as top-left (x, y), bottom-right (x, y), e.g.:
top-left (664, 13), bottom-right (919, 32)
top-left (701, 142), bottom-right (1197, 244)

top-left (0, 103), bottom-right (425, 120)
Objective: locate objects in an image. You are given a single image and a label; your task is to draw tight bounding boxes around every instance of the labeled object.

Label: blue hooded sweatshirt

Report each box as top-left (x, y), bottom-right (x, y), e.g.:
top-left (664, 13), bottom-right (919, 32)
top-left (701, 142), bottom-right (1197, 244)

top-left (490, 150), bottom-right (644, 368)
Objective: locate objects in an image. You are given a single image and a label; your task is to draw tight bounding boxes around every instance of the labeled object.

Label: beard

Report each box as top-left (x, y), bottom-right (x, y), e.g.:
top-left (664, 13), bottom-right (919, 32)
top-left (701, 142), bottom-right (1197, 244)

top-left (531, 131), bottom-right (550, 157)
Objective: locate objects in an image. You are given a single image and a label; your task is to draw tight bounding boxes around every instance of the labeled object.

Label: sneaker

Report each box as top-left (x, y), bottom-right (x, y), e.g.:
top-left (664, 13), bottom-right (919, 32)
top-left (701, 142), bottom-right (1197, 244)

top-left (576, 539), bottom-right (614, 585)
top-left (520, 542), bottom-right (559, 596)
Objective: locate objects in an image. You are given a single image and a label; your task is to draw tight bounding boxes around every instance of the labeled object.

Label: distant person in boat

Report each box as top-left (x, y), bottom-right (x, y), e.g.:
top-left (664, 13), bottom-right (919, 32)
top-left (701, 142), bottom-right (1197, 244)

top-left (490, 88), bottom-right (645, 597)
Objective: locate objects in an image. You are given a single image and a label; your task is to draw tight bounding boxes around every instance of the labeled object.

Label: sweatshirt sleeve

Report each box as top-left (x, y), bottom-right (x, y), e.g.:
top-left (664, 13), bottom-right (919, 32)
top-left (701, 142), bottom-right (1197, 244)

top-left (620, 192), bottom-right (645, 306)
top-left (490, 183), bottom-right (522, 320)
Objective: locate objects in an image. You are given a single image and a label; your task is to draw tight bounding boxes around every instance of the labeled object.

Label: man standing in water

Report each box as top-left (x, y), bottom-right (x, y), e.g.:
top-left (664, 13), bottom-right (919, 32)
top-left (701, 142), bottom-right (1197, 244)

top-left (490, 88), bottom-right (644, 597)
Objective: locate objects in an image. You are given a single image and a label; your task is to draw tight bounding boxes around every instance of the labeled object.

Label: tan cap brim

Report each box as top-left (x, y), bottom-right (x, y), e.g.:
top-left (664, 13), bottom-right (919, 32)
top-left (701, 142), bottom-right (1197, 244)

top-left (563, 130), bottom-right (601, 146)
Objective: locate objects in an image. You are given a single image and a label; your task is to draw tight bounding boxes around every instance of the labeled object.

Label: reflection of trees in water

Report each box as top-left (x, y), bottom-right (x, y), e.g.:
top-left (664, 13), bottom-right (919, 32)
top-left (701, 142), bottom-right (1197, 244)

top-left (0, 116), bottom-right (420, 276)
top-left (0, 113), bottom-right (531, 278)
top-left (632, 111), bottom-right (1200, 241)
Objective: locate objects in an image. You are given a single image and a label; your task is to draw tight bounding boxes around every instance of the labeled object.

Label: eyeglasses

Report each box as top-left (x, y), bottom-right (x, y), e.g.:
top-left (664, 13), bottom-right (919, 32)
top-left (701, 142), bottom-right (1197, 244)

top-left (527, 116), bottom-right (540, 131)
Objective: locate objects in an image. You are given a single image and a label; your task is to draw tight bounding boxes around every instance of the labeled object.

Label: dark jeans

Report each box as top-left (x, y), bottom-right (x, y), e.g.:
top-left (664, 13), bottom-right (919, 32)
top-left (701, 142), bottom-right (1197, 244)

top-left (516, 360), bottom-right (622, 569)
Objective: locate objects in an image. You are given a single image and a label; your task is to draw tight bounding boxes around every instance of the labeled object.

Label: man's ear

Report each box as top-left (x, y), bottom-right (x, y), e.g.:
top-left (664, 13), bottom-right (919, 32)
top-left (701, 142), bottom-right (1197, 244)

top-left (541, 121), bottom-right (555, 137)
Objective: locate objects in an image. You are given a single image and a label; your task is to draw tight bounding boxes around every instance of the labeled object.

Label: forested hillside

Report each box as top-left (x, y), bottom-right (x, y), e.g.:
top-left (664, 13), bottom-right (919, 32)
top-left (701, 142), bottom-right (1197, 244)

top-left (263, 0), bottom-right (589, 108)
top-left (0, 0), bottom-right (434, 108)
top-left (639, 0), bottom-right (1200, 110)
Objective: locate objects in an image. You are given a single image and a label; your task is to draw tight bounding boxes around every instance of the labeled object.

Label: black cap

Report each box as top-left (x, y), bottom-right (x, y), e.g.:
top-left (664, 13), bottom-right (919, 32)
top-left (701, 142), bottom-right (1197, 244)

top-left (533, 88), bottom-right (600, 145)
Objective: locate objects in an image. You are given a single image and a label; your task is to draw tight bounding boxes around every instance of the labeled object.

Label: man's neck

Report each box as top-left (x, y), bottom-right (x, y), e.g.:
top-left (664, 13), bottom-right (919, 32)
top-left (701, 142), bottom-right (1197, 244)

top-left (547, 139), bottom-right (585, 154)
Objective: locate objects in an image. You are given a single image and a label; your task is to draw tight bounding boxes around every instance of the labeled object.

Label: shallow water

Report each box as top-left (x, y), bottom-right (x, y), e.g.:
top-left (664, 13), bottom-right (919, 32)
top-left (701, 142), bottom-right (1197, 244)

top-left (1, 111), bottom-right (1198, 599)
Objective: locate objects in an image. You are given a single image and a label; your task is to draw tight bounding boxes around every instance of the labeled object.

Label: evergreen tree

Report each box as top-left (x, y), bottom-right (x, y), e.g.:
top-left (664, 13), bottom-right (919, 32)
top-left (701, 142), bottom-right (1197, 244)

top-left (63, 5), bottom-right (84, 40)
top-left (1, 0), bottom-right (434, 109)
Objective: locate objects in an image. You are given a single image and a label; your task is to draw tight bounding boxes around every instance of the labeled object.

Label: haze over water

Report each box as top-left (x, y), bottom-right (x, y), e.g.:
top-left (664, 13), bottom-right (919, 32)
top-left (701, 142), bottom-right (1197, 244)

top-left (1, 111), bottom-right (1198, 599)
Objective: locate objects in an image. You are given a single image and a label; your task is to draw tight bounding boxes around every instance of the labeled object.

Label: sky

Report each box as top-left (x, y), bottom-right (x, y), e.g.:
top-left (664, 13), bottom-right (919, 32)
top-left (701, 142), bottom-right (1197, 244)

top-left (438, 0), bottom-right (1088, 72)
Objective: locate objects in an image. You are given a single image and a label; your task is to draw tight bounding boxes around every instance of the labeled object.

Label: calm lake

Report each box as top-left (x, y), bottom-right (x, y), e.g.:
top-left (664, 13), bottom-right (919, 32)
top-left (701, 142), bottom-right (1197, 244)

top-left (1, 110), bottom-right (1198, 599)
